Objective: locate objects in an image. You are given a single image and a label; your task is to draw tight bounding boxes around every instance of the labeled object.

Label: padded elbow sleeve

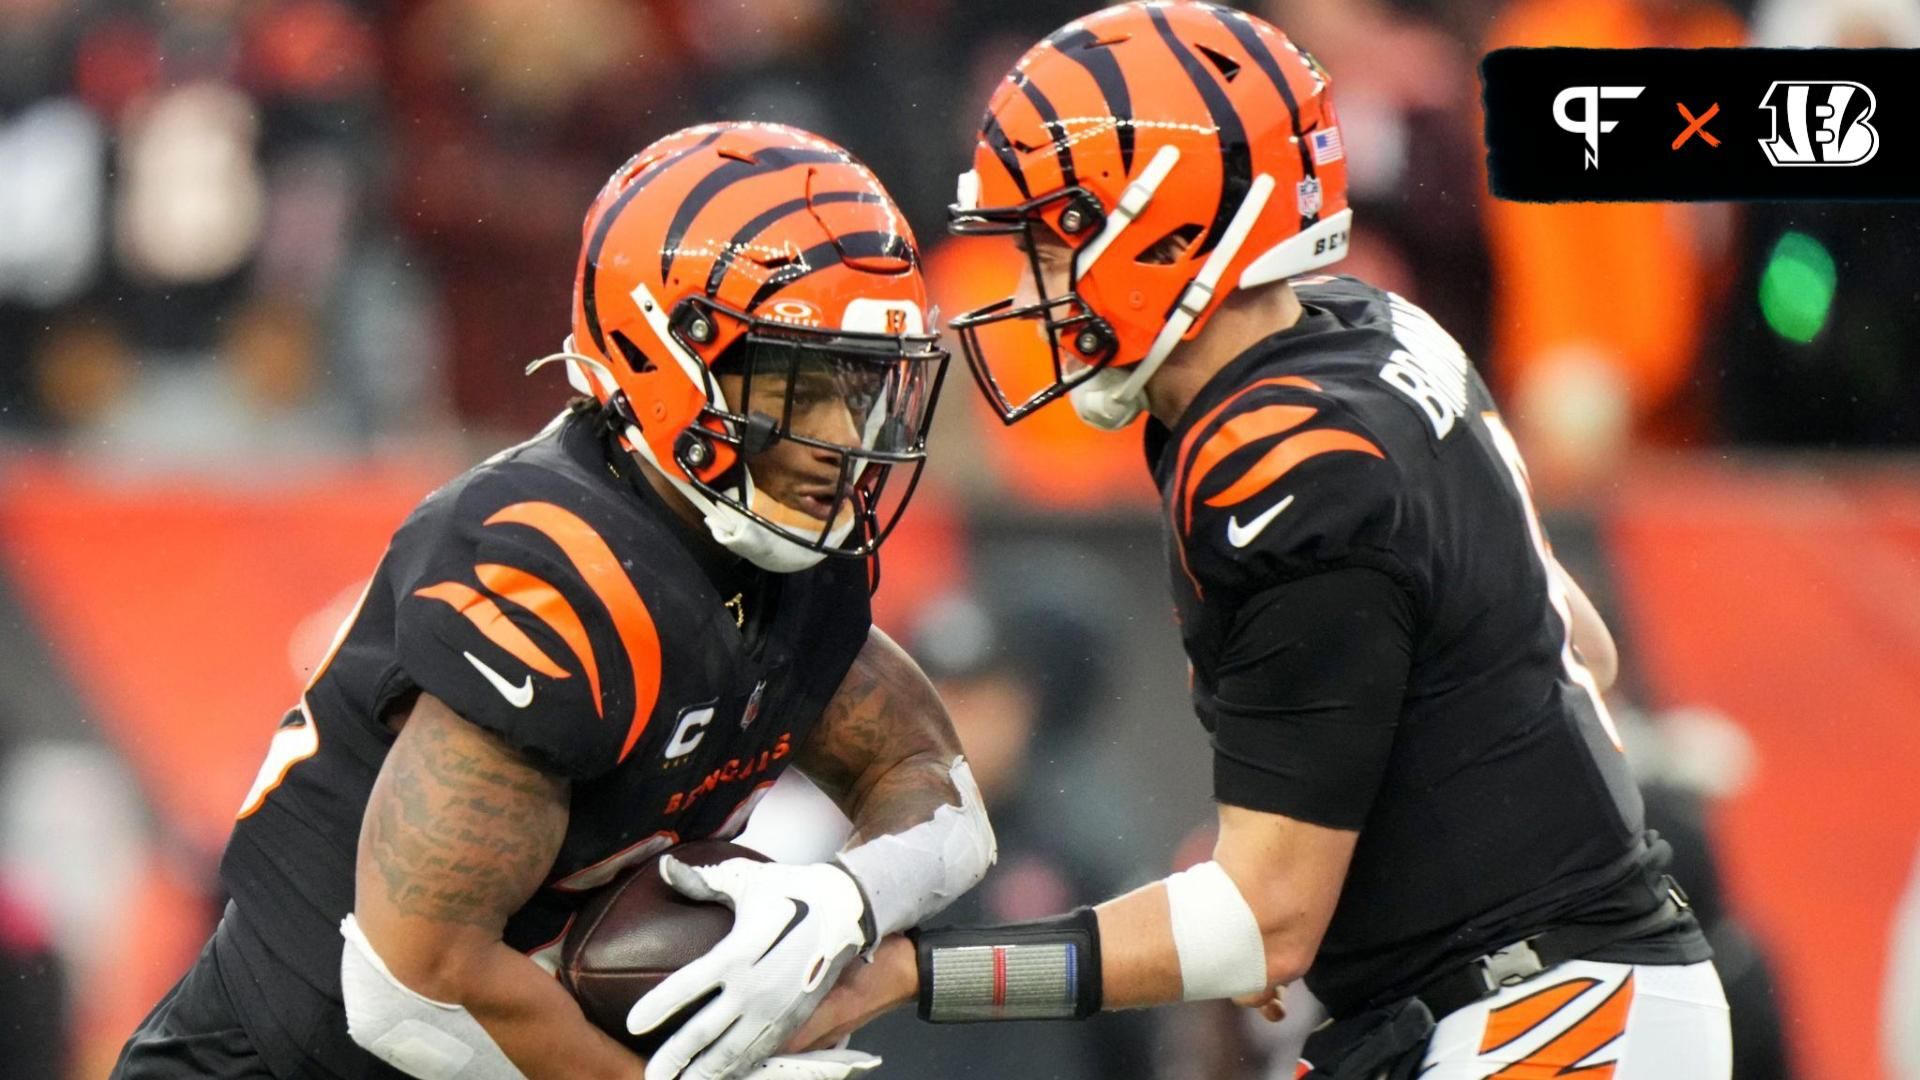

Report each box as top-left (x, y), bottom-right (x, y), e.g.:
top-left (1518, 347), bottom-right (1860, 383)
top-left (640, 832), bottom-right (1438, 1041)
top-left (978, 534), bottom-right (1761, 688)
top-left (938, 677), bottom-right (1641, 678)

top-left (835, 757), bottom-right (997, 940)
top-left (339, 914), bottom-right (528, 1080)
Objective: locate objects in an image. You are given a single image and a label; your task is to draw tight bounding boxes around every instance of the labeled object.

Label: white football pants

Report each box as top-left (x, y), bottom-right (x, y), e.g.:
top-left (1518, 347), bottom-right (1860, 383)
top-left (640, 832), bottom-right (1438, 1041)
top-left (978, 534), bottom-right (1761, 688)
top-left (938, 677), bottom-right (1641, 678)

top-left (1418, 959), bottom-right (1729, 1079)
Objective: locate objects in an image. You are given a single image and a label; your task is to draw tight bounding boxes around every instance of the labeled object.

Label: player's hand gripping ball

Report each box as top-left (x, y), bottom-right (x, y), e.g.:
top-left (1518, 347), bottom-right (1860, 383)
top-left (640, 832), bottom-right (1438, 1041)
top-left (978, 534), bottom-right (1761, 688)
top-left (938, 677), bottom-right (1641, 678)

top-left (558, 840), bottom-right (878, 1080)
top-left (628, 847), bottom-right (874, 1080)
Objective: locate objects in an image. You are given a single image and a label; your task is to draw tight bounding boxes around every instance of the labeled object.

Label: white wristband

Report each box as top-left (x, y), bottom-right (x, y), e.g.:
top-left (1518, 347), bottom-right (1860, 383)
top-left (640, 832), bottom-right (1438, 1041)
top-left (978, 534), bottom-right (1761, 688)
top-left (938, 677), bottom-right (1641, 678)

top-left (1163, 860), bottom-right (1268, 1001)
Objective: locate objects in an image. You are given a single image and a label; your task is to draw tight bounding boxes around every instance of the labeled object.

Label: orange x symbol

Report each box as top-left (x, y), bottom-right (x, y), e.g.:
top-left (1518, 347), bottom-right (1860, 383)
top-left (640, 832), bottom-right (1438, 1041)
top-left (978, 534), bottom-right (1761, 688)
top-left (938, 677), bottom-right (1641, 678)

top-left (1673, 102), bottom-right (1721, 149)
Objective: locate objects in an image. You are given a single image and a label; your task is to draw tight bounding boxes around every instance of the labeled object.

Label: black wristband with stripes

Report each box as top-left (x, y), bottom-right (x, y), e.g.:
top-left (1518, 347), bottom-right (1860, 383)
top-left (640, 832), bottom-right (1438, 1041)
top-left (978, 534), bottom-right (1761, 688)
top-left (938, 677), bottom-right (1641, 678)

top-left (909, 907), bottom-right (1103, 1022)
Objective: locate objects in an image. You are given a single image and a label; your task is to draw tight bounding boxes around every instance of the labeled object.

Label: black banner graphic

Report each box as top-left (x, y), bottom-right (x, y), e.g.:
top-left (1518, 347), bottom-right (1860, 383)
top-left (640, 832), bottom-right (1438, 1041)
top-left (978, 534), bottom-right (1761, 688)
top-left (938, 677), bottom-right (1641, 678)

top-left (1483, 48), bottom-right (1920, 201)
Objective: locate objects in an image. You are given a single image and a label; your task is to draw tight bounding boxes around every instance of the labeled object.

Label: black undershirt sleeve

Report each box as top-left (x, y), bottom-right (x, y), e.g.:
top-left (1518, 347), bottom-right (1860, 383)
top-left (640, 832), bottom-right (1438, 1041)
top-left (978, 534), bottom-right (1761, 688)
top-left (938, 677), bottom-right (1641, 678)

top-left (1209, 566), bottom-right (1414, 829)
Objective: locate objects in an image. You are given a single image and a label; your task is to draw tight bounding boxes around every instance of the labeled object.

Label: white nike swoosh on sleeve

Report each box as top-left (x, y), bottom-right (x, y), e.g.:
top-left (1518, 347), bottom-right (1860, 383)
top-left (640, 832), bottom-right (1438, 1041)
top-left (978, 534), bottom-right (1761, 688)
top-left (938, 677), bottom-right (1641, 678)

top-left (464, 651), bottom-right (535, 708)
top-left (1226, 494), bottom-right (1296, 549)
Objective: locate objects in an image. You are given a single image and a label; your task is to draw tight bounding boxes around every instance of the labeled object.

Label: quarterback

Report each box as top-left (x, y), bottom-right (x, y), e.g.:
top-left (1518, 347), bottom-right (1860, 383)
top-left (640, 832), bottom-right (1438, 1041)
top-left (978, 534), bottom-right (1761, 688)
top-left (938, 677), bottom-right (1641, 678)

top-left (781, 5), bottom-right (1731, 1079)
top-left (110, 123), bottom-right (994, 1080)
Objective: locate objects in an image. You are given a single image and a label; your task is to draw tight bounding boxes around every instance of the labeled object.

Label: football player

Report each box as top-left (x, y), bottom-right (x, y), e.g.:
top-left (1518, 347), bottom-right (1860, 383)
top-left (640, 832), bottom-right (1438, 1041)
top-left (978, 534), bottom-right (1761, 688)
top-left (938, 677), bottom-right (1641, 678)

top-left (775, 6), bottom-right (1731, 1078)
top-left (110, 123), bottom-right (996, 1080)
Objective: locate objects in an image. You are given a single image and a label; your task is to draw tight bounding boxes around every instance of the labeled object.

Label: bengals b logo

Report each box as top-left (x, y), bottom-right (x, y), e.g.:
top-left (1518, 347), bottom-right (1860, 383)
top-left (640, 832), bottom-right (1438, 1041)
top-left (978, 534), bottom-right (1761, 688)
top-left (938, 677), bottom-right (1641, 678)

top-left (885, 308), bottom-right (908, 335)
top-left (1758, 81), bottom-right (1880, 167)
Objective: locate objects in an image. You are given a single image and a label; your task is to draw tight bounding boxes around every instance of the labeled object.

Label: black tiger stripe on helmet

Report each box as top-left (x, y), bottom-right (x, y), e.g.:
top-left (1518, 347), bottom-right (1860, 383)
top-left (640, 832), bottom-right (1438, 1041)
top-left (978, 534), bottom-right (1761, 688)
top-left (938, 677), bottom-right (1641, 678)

top-left (1205, 6), bottom-right (1319, 231)
top-left (1146, 3), bottom-right (1251, 258)
top-left (582, 129), bottom-right (723, 357)
top-left (659, 145), bottom-right (853, 283)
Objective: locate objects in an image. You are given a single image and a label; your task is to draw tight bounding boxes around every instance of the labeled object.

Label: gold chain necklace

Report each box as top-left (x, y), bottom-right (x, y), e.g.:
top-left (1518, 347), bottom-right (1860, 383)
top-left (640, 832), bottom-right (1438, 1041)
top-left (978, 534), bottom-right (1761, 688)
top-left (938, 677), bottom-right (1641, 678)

top-left (724, 592), bottom-right (746, 629)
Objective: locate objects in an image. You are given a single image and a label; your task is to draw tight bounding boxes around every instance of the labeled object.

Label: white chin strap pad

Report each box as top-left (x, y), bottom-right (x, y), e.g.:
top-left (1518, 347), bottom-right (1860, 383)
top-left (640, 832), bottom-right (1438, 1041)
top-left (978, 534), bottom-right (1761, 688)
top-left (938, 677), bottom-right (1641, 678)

top-left (835, 757), bottom-right (997, 940)
top-left (1068, 368), bottom-right (1147, 430)
top-left (340, 915), bottom-right (527, 1080)
top-left (702, 495), bottom-right (835, 574)
top-left (1163, 861), bottom-right (1269, 1002)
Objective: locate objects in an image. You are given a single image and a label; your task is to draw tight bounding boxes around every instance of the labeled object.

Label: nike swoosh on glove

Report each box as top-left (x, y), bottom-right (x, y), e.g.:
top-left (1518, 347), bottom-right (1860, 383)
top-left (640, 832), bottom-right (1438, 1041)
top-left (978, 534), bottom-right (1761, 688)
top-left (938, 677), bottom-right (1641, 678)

top-left (628, 856), bottom-right (870, 1080)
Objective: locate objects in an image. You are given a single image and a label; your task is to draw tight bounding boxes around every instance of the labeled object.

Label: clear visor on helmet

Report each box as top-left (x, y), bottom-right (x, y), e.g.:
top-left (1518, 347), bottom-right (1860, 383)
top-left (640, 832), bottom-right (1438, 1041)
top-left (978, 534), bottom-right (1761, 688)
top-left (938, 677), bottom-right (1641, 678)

top-left (948, 187), bottom-right (1119, 424)
top-left (687, 303), bottom-right (948, 560)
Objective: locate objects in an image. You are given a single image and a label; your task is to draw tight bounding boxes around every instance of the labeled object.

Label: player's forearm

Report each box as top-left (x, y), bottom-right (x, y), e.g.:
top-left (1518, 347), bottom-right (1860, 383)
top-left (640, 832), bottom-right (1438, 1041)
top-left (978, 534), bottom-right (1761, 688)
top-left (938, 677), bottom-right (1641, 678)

top-left (798, 627), bottom-right (965, 834)
top-left (447, 942), bottom-right (645, 1080)
top-left (351, 695), bottom-right (627, 1078)
top-left (1091, 872), bottom-right (1310, 1009)
top-left (840, 808), bottom-right (1346, 1033)
top-left (350, 913), bottom-right (643, 1080)
top-left (798, 627), bottom-right (995, 939)
top-left (788, 885), bottom-right (1232, 1048)
top-left (842, 751), bottom-right (964, 844)
top-left (1093, 881), bottom-right (1187, 1008)
top-left (794, 875), bottom-right (1295, 1043)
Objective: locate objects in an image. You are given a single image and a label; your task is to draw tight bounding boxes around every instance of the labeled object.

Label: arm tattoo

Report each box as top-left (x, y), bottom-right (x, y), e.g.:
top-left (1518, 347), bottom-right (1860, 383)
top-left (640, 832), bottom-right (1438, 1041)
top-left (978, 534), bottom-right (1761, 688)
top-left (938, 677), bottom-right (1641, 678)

top-left (797, 627), bottom-right (965, 843)
top-left (362, 701), bottom-right (568, 928)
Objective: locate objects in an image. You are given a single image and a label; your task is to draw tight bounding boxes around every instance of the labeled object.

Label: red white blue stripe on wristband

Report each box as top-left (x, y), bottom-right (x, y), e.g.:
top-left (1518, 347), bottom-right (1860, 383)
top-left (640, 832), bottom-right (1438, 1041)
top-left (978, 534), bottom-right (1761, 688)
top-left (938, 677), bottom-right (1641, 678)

top-left (927, 942), bottom-right (1080, 1020)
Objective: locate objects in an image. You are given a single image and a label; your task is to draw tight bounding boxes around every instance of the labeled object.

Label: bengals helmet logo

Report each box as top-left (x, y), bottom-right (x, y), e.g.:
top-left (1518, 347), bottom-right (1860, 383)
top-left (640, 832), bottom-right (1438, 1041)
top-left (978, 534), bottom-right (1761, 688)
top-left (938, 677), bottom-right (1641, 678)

top-left (1758, 81), bottom-right (1880, 167)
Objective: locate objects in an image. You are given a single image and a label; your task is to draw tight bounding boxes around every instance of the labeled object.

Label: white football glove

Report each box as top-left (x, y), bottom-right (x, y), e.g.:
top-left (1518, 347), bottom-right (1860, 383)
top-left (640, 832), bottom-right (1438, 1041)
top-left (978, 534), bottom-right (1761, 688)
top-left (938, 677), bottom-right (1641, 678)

top-left (628, 856), bottom-right (871, 1080)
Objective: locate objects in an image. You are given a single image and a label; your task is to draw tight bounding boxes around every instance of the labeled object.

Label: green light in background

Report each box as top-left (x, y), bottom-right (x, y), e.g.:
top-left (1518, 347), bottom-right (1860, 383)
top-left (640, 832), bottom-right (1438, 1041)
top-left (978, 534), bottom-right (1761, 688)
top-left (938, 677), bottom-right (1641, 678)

top-left (1758, 230), bottom-right (1836, 345)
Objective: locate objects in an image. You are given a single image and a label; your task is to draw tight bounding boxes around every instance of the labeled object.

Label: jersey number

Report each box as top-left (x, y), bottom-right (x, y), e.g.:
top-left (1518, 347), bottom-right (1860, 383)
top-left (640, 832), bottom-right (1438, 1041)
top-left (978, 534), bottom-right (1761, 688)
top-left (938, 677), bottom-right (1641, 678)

top-left (1481, 413), bottom-right (1624, 751)
top-left (237, 579), bottom-right (373, 818)
top-left (236, 716), bottom-right (319, 818)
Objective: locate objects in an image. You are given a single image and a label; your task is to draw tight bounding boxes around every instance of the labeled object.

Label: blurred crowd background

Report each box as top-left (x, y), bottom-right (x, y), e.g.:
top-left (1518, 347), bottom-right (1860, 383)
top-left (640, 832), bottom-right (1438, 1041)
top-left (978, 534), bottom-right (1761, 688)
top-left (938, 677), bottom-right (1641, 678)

top-left (1, 0), bottom-right (1918, 1077)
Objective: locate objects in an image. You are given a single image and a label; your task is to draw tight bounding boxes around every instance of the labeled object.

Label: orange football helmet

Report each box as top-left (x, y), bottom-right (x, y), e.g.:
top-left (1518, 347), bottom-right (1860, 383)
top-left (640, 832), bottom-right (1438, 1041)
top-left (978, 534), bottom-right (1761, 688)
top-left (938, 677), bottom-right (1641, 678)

top-left (950, 2), bottom-right (1351, 428)
top-left (556, 122), bottom-right (947, 572)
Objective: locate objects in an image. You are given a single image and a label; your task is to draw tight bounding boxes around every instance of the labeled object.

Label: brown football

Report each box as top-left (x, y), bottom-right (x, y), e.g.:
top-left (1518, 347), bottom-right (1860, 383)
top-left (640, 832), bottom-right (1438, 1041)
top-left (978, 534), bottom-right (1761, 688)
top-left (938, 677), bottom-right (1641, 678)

top-left (558, 839), bottom-right (766, 1057)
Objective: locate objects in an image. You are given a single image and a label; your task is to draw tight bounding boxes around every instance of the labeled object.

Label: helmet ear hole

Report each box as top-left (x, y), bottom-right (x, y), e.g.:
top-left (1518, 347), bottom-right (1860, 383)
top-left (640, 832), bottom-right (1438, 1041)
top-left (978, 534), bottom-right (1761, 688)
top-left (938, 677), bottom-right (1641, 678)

top-left (1194, 42), bottom-right (1241, 82)
top-left (609, 330), bottom-right (655, 373)
top-left (1136, 224), bottom-right (1204, 265)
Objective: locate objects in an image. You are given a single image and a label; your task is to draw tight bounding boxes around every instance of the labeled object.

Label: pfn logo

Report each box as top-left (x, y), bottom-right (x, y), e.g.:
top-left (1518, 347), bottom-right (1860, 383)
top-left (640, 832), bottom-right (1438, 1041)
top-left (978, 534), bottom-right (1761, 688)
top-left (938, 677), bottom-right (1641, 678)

top-left (1554, 85), bottom-right (1645, 169)
top-left (1759, 81), bottom-right (1879, 166)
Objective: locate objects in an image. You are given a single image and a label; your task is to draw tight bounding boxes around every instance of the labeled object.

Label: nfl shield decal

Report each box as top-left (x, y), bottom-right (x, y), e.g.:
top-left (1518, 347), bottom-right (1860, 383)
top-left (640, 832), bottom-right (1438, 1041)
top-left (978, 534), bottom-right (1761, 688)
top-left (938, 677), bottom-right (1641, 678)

top-left (1296, 177), bottom-right (1324, 217)
top-left (739, 677), bottom-right (768, 729)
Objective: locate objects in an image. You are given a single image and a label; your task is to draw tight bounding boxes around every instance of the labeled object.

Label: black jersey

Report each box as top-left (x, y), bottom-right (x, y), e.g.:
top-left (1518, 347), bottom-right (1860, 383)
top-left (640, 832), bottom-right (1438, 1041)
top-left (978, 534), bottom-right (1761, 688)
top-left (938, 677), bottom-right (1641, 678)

top-left (216, 407), bottom-right (871, 1077)
top-left (1147, 277), bottom-right (1707, 1018)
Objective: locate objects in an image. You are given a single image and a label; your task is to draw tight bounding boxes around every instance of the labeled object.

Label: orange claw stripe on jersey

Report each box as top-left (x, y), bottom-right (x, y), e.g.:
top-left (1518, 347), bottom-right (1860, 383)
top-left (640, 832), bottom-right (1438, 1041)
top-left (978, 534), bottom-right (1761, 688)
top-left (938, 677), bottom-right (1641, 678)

top-left (1205, 427), bottom-right (1382, 508)
top-left (485, 502), bottom-right (663, 763)
top-left (1167, 374), bottom-right (1386, 600)
top-left (1170, 375), bottom-right (1322, 531)
top-left (476, 562), bottom-right (604, 712)
top-left (1181, 403), bottom-right (1317, 532)
top-left (412, 581), bottom-right (572, 679)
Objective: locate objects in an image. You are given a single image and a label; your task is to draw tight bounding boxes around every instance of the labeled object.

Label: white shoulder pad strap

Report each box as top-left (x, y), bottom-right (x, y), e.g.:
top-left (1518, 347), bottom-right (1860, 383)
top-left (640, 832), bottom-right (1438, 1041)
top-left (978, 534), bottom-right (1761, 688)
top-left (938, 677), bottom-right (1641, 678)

top-left (835, 757), bottom-right (997, 939)
top-left (340, 915), bottom-right (528, 1080)
top-left (1163, 860), bottom-right (1269, 1001)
